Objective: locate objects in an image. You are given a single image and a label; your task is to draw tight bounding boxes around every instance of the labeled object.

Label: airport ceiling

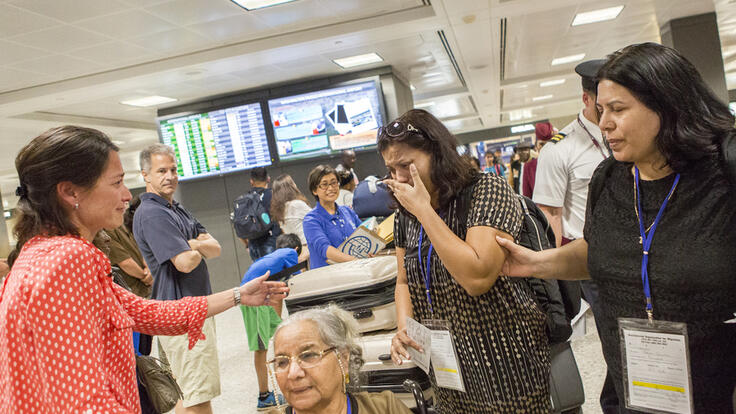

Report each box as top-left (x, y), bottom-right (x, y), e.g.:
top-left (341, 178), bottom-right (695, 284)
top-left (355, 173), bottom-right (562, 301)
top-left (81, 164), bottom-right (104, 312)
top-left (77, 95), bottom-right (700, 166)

top-left (0, 0), bottom-right (734, 206)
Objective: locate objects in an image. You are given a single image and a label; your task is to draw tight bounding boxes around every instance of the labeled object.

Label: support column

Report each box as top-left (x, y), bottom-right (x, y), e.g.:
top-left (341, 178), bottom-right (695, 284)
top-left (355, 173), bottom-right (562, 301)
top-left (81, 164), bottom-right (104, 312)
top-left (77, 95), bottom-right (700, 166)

top-left (660, 12), bottom-right (729, 103)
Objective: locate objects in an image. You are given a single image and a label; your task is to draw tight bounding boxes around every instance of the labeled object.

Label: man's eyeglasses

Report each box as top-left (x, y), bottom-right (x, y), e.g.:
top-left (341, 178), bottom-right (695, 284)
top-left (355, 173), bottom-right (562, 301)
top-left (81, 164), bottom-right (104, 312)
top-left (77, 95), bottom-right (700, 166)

top-left (318, 180), bottom-right (339, 190)
top-left (378, 120), bottom-right (422, 139)
top-left (268, 347), bottom-right (337, 374)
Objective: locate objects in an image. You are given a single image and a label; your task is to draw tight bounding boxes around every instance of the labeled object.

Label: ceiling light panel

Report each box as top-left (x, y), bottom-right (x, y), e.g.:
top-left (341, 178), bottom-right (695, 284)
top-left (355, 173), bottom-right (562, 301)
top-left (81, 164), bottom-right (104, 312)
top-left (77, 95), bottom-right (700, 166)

top-left (539, 79), bottom-right (566, 87)
top-left (551, 53), bottom-right (585, 66)
top-left (532, 95), bottom-right (553, 102)
top-left (332, 53), bottom-right (383, 69)
top-left (230, 0), bottom-right (298, 11)
top-left (120, 96), bottom-right (177, 107)
top-left (572, 6), bottom-right (624, 26)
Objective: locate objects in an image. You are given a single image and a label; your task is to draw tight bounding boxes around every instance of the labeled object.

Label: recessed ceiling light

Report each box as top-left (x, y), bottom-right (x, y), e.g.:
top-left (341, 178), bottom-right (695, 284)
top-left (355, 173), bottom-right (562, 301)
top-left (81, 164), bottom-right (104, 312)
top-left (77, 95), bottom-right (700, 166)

top-left (120, 96), bottom-right (177, 107)
top-left (511, 124), bottom-right (535, 133)
top-left (414, 101), bottom-right (435, 108)
top-left (230, 0), bottom-right (298, 11)
top-left (551, 53), bottom-right (585, 66)
top-left (532, 95), bottom-right (554, 102)
top-left (572, 6), bottom-right (624, 26)
top-left (332, 53), bottom-right (383, 69)
top-left (540, 79), bottom-right (566, 87)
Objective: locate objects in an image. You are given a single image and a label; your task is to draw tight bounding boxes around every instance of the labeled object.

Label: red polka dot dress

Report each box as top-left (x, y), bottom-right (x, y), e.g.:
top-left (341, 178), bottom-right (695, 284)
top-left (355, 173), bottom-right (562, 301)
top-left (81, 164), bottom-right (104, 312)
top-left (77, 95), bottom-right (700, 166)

top-left (0, 235), bottom-right (209, 413)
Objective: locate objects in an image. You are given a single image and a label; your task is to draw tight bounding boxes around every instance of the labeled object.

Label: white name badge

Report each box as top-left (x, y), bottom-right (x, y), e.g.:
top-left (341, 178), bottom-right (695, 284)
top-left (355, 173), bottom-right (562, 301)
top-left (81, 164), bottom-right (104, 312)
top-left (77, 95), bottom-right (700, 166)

top-left (423, 319), bottom-right (466, 393)
top-left (618, 318), bottom-right (694, 414)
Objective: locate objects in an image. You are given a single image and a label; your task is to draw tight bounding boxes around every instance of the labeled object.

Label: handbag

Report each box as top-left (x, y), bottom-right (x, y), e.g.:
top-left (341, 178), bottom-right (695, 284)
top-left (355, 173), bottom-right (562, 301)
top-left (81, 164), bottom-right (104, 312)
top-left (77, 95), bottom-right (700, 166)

top-left (549, 341), bottom-right (585, 413)
top-left (136, 354), bottom-right (183, 413)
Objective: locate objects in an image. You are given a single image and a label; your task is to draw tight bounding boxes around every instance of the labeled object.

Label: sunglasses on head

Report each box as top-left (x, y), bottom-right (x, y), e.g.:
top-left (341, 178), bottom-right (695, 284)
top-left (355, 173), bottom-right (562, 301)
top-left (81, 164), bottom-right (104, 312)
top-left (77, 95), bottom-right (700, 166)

top-left (378, 120), bottom-right (423, 139)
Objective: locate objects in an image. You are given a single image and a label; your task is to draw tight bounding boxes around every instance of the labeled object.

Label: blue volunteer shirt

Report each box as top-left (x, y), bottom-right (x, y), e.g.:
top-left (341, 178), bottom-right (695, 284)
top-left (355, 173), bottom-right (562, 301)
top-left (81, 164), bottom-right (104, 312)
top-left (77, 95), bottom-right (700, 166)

top-left (241, 248), bottom-right (298, 285)
top-left (133, 192), bottom-right (213, 301)
top-left (303, 203), bottom-right (362, 269)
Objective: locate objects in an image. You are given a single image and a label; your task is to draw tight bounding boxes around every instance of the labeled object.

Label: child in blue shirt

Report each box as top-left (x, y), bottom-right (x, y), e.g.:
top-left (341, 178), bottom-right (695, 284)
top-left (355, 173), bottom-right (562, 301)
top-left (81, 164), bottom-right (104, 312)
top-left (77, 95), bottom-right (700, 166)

top-left (240, 233), bottom-right (302, 410)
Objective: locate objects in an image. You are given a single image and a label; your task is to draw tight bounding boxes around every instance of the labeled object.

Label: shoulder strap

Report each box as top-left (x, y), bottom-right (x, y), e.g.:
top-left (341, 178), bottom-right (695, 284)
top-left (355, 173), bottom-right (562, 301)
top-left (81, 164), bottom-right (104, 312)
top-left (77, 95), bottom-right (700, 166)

top-left (267, 260), bottom-right (309, 282)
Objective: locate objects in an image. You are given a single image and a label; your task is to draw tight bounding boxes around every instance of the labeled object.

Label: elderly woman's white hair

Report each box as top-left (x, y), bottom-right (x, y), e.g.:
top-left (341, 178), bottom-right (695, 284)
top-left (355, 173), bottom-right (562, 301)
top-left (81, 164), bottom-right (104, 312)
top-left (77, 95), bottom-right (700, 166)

top-left (273, 303), bottom-right (365, 391)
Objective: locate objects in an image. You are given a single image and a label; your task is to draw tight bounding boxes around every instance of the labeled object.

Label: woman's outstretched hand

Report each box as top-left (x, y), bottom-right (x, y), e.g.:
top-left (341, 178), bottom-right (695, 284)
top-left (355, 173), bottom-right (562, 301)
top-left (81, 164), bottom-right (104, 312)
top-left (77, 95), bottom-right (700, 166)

top-left (240, 272), bottom-right (289, 306)
top-left (495, 236), bottom-right (539, 278)
top-left (384, 164), bottom-right (432, 218)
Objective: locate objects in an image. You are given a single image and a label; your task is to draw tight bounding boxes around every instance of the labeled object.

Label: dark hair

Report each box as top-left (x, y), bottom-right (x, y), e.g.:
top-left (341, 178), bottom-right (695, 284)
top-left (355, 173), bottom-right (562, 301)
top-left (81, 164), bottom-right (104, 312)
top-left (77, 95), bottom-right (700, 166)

top-left (470, 156), bottom-right (481, 170)
top-left (598, 42), bottom-right (735, 172)
top-left (250, 167), bottom-right (268, 182)
top-left (337, 170), bottom-right (353, 187)
top-left (276, 233), bottom-right (302, 255)
top-left (377, 109), bottom-right (475, 211)
top-left (581, 77), bottom-right (596, 95)
top-left (270, 174), bottom-right (308, 225)
top-left (9, 126), bottom-right (118, 267)
top-left (124, 195), bottom-right (142, 233)
top-left (307, 165), bottom-right (337, 201)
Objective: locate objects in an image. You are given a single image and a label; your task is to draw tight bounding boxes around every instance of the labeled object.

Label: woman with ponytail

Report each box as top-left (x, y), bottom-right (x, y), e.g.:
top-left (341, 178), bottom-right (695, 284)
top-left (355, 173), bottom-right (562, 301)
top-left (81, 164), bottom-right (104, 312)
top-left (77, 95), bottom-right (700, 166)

top-left (0, 126), bottom-right (288, 413)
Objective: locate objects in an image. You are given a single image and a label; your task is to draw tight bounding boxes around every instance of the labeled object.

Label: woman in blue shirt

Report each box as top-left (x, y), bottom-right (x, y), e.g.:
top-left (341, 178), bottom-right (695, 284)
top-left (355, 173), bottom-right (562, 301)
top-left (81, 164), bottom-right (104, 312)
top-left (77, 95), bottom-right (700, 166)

top-left (302, 165), bottom-right (362, 269)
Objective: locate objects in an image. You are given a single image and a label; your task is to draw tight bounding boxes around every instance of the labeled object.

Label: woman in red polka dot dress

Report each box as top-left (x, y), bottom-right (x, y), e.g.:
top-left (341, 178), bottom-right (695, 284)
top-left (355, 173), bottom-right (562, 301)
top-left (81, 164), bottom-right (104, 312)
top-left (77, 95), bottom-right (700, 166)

top-left (0, 126), bottom-right (289, 414)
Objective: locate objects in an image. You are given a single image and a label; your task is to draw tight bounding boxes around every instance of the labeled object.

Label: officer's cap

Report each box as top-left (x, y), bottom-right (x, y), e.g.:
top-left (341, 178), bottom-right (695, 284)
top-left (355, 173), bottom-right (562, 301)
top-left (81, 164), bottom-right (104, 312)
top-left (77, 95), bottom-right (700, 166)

top-left (574, 59), bottom-right (606, 80)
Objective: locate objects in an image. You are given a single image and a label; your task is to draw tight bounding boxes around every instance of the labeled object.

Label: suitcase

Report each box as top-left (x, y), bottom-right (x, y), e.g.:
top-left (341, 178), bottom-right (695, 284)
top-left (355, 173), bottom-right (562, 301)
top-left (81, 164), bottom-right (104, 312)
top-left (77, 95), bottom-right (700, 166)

top-left (284, 256), bottom-right (398, 333)
top-left (358, 331), bottom-right (434, 409)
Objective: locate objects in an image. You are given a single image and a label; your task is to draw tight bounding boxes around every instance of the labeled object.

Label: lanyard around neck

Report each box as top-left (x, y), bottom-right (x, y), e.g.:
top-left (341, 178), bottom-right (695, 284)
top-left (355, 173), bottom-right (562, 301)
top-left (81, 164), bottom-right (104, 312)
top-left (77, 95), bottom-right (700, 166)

top-left (577, 114), bottom-right (609, 159)
top-left (634, 167), bottom-right (680, 321)
top-left (418, 226), bottom-right (434, 315)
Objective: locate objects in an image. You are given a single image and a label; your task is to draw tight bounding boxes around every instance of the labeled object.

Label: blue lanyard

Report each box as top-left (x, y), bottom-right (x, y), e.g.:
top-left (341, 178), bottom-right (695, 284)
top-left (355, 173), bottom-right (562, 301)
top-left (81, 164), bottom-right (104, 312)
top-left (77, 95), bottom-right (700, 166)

top-left (418, 226), bottom-right (434, 314)
top-left (634, 167), bottom-right (680, 321)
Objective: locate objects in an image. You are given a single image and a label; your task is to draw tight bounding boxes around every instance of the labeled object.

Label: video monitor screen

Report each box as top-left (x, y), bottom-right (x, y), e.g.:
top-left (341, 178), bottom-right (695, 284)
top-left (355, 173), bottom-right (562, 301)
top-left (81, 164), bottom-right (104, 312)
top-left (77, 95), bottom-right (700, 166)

top-left (158, 102), bottom-right (272, 180)
top-left (267, 80), bottom-right (384, 162)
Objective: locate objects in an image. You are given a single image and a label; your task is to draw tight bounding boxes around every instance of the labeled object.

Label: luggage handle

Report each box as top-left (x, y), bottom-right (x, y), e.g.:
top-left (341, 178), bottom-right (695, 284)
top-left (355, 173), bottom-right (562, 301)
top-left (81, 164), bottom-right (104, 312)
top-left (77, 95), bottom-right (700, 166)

top-left (353, 309), bottom-right (374, 320)
top-left (378, 353), bottom-right (392, 362)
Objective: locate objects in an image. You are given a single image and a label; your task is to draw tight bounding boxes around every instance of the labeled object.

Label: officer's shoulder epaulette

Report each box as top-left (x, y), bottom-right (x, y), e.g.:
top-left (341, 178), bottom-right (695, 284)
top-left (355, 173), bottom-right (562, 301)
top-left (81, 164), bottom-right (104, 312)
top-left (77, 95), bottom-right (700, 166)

top-left (550, 132), bottom-right (567, 143)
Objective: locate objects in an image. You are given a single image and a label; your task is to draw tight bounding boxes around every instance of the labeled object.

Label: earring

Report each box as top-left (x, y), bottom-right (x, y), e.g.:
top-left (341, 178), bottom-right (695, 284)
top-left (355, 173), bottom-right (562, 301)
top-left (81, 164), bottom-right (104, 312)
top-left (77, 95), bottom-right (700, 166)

top-left (74, 202), bottom-right (79, 210)
top-left (335, 351), bottom-right (349, 394)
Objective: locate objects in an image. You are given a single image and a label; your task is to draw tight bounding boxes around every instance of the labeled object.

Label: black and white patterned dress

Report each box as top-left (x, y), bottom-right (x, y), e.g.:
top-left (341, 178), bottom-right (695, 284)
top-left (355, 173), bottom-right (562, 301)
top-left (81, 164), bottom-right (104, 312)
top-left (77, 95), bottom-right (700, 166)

top-left (395, 173), bottom-right (550, 413)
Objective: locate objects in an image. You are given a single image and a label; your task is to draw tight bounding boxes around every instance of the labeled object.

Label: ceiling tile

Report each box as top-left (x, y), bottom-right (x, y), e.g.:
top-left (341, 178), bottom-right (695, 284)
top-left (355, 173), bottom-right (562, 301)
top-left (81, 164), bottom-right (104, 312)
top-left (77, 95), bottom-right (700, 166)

top-left (72, 41), bottom-right (154, 65)
top-left (0, 40), bottom-right (48, 64)
top-left (9, 25), bottom-right (111, 53)
top-left (76, 9), bottom-right (178, 39)
top-left (253, 0), bottom-right (336, 29)
top-left (187, 13), bottom-right (272, 41)
top-left (0, 67), bottom-right (53, 92)
top-left (145, 0), bottom-right (242, 26)
top-left (7, 0), bottom-right (130, 23)
top-left (128, 28), bottom-right (210, 54)
top-left (0, 4), bottom-right (61, 37)
top-left (9, 54), bottom-right (104, 77)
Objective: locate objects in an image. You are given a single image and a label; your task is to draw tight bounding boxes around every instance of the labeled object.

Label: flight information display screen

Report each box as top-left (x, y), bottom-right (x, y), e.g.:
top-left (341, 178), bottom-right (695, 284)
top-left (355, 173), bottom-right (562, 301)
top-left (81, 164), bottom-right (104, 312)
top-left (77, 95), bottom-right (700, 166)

top-left (267, 80), bottom-right (384, 162)
top-left (158, 102), bottom-right (272, 180)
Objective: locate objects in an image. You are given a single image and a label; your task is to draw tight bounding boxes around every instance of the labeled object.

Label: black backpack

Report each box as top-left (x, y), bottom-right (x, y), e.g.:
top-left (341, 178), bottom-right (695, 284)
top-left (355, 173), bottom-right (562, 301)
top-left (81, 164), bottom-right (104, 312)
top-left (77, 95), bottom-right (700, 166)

top-left (457, 176), bottom-right (581, 345)
top-left (231, 189), bottom-right (273, 240)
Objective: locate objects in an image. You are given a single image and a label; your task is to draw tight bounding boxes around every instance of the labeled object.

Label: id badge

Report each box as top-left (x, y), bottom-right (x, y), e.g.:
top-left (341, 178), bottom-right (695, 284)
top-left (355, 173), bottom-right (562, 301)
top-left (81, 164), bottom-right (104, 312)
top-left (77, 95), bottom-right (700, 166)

top-left (422, 319), bottom-right (466, 392)
top-left (618, 318), bottom-right (693, 414)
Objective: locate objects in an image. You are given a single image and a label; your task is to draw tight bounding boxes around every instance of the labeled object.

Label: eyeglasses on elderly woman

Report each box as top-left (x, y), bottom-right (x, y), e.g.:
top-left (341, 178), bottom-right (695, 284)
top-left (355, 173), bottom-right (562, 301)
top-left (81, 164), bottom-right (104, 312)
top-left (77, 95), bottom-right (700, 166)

top-left (268, 347), bottom-right (337, 373)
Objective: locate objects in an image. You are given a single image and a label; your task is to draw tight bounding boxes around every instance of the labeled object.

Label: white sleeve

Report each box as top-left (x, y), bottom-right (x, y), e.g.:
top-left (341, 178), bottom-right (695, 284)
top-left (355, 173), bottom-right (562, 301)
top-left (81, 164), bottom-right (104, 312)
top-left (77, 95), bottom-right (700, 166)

top-left (532, 145), bottom-right (567, 208)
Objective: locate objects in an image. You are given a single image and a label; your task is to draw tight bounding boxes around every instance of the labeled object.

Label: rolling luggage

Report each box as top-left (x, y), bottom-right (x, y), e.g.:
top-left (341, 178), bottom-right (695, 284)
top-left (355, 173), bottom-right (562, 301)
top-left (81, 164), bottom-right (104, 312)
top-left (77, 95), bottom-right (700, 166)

top-left (359, 331), bottom-right (434, 410)
top-left (284, 256), bottom-right (398, 333)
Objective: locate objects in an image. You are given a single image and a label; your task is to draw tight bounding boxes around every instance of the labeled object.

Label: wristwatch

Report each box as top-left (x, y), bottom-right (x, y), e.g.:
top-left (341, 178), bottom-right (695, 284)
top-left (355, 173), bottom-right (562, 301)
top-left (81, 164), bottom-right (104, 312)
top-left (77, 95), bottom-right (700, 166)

top-left (233, 287), bottom-right (241, 306)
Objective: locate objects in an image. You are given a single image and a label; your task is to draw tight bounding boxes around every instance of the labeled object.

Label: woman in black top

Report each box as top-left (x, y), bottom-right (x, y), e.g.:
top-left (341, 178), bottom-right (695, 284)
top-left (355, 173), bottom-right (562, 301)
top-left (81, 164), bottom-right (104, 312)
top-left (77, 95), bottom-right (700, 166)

top-left (498, 42), bottom-right (736, 413)
top-left (383, 109), bottom-right (550, 413)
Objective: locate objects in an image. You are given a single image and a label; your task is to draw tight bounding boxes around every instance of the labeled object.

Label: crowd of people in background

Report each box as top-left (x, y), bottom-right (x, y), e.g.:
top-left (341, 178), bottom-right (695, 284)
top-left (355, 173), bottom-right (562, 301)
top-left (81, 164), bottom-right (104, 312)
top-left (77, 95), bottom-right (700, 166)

top-left (0, 41), bottom-right (735, 414)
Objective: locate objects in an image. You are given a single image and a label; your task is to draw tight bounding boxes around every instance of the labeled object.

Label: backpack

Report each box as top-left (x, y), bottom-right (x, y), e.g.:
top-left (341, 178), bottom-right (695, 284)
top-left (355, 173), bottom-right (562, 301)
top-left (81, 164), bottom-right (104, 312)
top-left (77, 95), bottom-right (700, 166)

top-left (457, 175), bottom-right (580, 344)
top-left (231, 189), bottom-right (273, 240)
top-left (352, 176), bottom-right (395, 219)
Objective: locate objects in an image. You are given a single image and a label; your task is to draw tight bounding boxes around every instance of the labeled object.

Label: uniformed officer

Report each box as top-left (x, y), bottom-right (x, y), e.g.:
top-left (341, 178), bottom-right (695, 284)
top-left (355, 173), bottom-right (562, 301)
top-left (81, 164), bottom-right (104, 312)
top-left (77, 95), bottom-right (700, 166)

top-left (532, 59), bottom-right (617, 412)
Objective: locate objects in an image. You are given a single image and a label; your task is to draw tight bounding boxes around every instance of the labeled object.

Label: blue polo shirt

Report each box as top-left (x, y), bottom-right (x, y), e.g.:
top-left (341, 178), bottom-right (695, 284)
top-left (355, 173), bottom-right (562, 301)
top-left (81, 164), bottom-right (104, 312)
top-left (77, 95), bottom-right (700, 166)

top-left (133, 192), bottom-right (212, 301)
top-left (241, 248), bottom-right (298, 285)
top-left (303, 203), bottom-right (361, 269)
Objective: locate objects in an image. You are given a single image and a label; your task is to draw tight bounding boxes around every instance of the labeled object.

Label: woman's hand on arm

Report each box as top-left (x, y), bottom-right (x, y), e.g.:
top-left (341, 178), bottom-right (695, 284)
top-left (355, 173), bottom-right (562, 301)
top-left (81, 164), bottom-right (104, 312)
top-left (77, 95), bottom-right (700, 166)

top-left (495, 236), bottom-right (590, 280)
top-left (391, 247), bottom-right (423, 365)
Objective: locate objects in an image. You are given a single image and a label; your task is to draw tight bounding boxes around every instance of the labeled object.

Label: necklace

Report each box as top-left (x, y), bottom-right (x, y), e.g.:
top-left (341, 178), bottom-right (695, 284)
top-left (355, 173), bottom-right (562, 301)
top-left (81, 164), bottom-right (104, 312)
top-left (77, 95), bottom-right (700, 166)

top-left (633, 173), bottom-right (679, 244)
